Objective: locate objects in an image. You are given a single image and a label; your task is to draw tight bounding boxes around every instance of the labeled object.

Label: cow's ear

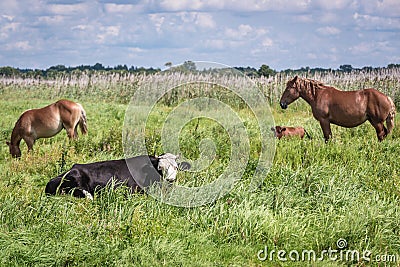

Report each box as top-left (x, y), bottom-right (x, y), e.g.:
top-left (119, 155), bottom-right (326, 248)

top-left (282, 128), bottom-right (287, 132)
top-left (270, 127), bottom-right (275, 131)
top-left (293, 76), bottom-right (298, 82)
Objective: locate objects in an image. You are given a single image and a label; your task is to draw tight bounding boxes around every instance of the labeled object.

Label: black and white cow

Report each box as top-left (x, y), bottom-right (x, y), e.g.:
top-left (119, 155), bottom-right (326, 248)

top-left (45, 153), bottom-right (190, 199)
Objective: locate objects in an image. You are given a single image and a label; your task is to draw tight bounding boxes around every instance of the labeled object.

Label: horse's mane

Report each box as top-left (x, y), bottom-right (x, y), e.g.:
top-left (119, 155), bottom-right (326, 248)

top-left (293, 77), bottom-right (326, 96)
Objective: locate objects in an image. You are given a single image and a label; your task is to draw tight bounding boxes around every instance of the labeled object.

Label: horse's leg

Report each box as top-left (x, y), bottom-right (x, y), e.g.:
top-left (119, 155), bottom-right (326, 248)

top-left (64, 125), bottom-right (77, 139)
top-left (370, 121), bottom-right (386, 141)
top-left (319, 119), bottom-right (332, 142)
top-left (24, 136), bottom-right (35, 152)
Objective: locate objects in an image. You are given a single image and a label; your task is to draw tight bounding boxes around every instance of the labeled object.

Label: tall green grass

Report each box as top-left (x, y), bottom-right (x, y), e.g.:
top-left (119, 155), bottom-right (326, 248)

top-left (0, 72), bottom-right (399, 266)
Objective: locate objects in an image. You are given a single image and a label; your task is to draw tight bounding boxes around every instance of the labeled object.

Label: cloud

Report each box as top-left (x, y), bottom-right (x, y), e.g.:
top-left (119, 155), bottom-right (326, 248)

top-left (47, 3), bottom-right (91, 16)
top-left (311, 0), bottom-right (356, 10)
top-left (71, 24), bottom-right (88, 31)
top-left (194, 13), bottom-right (215, 29)
top-left (96, 26), bottom-right (120, 44)
top-left (349, 41), bottom-right (392, 56)
top-left (104, 3), bottom-right (135, 13)
top-left (0, 22), bottom-right (20, 39)
top-left (225, 24), bottom-right (267, 40)
top-left (316, 26), bottom-right (341, 36)
top-left (0, 0), bottom-right (399, 70)
top-left (359, 0), bottom-right (400, 17)
top-left (37, 15), bottom-right (65, 24)
top-left (5, 41), bottom-right (32, 51)
top-left (2, 15), bottom-right (14, 21)
top-left (148, 13), bottom-right (165, 34)
top-left (353, 13), bottom-right (400, 30)
top-left (157, 0), bottom-right (312, 12)
top-left (262, 38), bottom-right (273, 47)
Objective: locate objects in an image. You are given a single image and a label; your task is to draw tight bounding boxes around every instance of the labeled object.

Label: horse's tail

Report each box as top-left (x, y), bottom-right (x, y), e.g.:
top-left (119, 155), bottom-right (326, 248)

top-left (78, 105), bottom-right (88, 135)
top-left (386, 96), bottom-right (396, 135)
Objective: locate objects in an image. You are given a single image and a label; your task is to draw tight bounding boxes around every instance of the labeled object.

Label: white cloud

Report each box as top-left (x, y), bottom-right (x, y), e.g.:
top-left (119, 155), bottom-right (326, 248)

top-left (0, 0), bottom-right (399, 70)
top-left (353, 13), bottom-right (400, 30)
top-left (47, 3), bottom-right (90, 16)
top-left (0, 22), bottom-right (20, 39)
top-left (194, 13), bottom-right (215, 29)
top-left (225, 24), bottom-right (267, 41)
top-left (360, 0), bottom-right (400, 17)
top-left (5, 41), bottom-right (32, 51)
top-left (104, 3), bottom-right (134, 13)
top-left (349, 41), bottom-right (392, 55)
top-left (262, 38), bottom-right (273, 47)
top-left (129, 47), bottom-right (144, 53)
top-left (312, 0), bottom-right (355, 10)
top-left (149, 13), bottom-right (165, 34)
top-left (316, 26), bottom-right (341, 36)
top-left (158, 0), bottom-right (312, 12)
top-left (225, 24), bottom-right (252, 39)
top-left (2, 15), bottom-right (14, 21)
top-left (37, 15), bottom-right (65, 24)
top-left (71, 25), bottom-right (88, 31)
top-left (96, 26), bottom-right (120, 44)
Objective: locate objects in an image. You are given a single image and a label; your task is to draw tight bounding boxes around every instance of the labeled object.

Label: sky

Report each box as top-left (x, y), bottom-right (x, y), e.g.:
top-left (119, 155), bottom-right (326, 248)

top-left (0, 0), bottom-right (399, 70)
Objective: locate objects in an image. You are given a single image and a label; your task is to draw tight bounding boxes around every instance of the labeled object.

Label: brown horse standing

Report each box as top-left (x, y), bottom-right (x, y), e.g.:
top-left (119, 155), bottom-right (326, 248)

top-left (6, 99), bottom-right (88, 158)
top-left (280, 76), bottom-right (396, 142)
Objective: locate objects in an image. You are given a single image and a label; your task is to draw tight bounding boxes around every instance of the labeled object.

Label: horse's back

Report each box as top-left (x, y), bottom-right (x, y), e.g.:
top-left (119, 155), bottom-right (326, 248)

top-left (56, 99), bottom-right (83, 111)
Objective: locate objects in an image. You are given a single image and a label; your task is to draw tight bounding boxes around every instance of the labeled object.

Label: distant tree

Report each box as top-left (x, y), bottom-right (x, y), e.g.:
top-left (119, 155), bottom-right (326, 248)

top-left (48, 65), bottom-right (67, 72)
top-left (339, 64), bottom-right (353, 72)
top-left (182, 61), bottom-right (196, 71)
top-left (164, 62), bottom-right (172, 68)
top-left (388, 63), bottom-right (400, 69)
top-left (114, 64), bottom-right (128, 71)
top-left (235, 66), bottom-right (259, 77)
top-left (362, 66), bottom-right (373, 72)
top-left (0, 66), bottom-right (19, 76)
top-left (258, 64), bottom-right (276, 77)
top-left (93, 63), bottom-right (104, 71)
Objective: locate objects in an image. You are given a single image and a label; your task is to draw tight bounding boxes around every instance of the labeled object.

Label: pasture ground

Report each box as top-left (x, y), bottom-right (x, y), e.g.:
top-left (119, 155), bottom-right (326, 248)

top-left (0, 75), bottom-right (399, 266)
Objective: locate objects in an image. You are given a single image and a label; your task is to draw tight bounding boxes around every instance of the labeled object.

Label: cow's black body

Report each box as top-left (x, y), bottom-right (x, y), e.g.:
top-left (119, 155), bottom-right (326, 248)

top-left (45, 155), bottom-right (164, 198)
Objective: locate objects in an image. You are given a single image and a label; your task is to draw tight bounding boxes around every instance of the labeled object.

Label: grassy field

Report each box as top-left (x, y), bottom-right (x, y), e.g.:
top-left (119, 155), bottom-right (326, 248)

top-left (0, 70), bottom-right (399, 266)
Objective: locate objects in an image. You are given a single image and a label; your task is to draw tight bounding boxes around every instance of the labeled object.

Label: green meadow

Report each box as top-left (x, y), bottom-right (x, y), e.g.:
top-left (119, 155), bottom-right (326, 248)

top-left (0, 71), bottom-right (399, 266)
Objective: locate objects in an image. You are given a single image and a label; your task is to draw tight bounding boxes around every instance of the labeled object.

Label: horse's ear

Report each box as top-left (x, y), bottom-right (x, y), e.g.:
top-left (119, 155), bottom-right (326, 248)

top-left (293, 76), bottom-right (298, 82)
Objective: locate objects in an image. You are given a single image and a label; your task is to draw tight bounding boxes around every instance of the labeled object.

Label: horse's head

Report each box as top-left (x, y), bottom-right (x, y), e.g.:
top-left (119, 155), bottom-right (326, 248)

top-left (271, 126), bottom-right (286, 139)
top-left (6, 141), bottom-right (21, 158)
top-left (280, 76), bottom-right (300, 109)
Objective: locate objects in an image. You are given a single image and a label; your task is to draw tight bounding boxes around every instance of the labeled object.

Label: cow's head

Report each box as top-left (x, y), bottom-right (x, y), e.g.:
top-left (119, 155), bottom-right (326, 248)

top-left (157, 153), bottom-right (191, 182)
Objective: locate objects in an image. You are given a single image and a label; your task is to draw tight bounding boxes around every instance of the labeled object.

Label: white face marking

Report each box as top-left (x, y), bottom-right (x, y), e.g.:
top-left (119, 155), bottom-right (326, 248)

top-left (157, 153), bottom-right (179, 182)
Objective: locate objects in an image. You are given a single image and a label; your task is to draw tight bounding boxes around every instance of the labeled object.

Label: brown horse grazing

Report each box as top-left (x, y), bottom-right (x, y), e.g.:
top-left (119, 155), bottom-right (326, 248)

top-left (6, 99), bottom-right (88, 158)
top-left (280, 76), bottom-right (396, 142)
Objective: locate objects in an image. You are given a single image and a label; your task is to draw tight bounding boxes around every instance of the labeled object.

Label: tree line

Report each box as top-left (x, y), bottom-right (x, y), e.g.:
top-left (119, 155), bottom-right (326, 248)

top-left (0, 62), bottom-right (399, 79)
top-left (0, 63), bottom-right (160, 78)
